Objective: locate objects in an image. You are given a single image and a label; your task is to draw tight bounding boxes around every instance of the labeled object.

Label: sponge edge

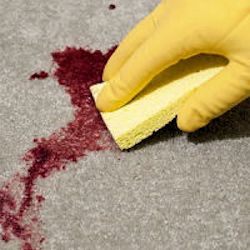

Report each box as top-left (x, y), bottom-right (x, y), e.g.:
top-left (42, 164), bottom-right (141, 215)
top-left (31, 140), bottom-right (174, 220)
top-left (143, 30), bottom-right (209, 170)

top-left (90, 55), bottom-right (227, 150)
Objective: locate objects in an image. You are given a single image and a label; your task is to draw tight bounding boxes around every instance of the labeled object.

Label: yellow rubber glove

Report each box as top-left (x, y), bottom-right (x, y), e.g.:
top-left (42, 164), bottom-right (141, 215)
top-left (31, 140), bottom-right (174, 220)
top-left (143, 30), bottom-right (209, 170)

top-left (96, 0), bottom-right (250, 132)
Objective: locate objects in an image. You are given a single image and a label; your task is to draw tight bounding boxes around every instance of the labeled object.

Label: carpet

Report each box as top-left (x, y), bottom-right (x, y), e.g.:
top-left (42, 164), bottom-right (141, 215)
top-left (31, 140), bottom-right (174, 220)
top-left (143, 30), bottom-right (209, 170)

top-left (0, 0), bottom-right (249, 249)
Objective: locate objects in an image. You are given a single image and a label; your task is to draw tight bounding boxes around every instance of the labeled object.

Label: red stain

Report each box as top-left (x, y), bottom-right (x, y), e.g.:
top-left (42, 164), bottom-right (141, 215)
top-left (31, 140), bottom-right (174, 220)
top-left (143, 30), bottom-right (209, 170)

top-left (0, 46), bottom-right (117, 250)
top-left (23, 243), bottom-right (33, 250)
top-left (29, 71), bottom-right (49, 80)
top-left (109, 4), bottom-right (116, 10)
top-left (36, 196), bottom-right (45, 203)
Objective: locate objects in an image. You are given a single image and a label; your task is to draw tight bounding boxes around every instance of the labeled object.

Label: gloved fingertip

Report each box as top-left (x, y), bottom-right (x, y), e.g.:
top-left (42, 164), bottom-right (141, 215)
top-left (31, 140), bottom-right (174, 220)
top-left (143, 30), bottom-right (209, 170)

top-left (177, 106), bottom-right (209, 132)
top-left (102, 52), bottom-right (121, 82)
top-left (95, 96), bottom-right (106, 112)
top-left (96, 88), bottom-right (123, 112)
top-left (102, 67), bottom-right (112, 82)
top-left (96, 94), bottom-right (114, 112)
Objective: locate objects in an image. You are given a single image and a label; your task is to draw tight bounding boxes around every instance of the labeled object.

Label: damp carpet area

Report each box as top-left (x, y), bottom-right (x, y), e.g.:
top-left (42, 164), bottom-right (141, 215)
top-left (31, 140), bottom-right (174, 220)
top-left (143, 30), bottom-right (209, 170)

top-left (0, 1), bottom-right (249, 250)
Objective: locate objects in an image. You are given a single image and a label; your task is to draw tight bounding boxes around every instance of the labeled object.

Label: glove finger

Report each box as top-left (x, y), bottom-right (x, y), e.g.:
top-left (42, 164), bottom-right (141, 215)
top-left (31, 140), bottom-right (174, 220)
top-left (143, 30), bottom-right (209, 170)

top-left (103, 1), bottom-right (166, 81)
top-left (177, 61), bottom-right (250, 132)
top-left (97, 19), bottom-right (200, 112)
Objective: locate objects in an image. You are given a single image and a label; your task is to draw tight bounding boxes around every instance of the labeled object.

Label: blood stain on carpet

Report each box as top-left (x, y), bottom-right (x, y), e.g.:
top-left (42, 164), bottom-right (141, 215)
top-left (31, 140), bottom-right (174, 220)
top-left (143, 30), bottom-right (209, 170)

top-left (0, 46), bottom-right (117, 250)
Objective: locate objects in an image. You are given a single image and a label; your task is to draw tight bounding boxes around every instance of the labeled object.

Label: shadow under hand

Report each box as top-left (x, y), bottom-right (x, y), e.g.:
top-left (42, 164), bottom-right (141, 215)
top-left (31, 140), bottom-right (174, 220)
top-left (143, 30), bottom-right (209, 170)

top-left (188, 98), bottom-right (250, 143)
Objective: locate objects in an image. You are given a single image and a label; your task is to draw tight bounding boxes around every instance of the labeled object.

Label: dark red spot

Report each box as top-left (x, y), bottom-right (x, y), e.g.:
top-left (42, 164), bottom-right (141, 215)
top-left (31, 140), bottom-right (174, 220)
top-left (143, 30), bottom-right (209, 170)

top-left (36, 196), bottom-right (45, 203)
top-left (23, 243), bottom-right (33, 250)
top-left (39, 237), bottom-right (45, 243)
top-left (29, 71), bottom-right (49, 80)
top-left (109, 4), bottom-right (116, 10)
top-left (0, 46), bottom-right (117, 250)
top-left (2, 233), bottom-right (10, 242)
top-left (31, 217), bottom-right (38, 223)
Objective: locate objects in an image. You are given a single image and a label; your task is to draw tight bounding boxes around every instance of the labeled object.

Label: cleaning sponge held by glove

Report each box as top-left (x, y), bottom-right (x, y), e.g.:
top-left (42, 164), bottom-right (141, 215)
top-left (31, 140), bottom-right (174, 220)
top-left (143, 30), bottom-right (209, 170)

top-left (91, 55), bottom-right (226, 149)
top-left (96, 0), bottom-right (250, 132)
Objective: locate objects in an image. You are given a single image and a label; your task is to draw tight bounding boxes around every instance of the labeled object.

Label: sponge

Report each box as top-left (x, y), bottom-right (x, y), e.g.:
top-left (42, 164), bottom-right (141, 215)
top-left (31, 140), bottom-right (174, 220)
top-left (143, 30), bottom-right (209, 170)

top-left (90, 55), bottom-right (227, 150)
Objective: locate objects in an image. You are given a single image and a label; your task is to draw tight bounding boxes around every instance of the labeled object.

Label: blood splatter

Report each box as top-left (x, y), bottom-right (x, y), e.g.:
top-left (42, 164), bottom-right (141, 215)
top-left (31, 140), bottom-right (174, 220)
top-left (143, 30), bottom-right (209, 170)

top-left (0, 46), bottom-right (117, 250)
top-left (109, 4), bottom-right (116, 10)
top-left (29, 71), bottom-right (49, 80)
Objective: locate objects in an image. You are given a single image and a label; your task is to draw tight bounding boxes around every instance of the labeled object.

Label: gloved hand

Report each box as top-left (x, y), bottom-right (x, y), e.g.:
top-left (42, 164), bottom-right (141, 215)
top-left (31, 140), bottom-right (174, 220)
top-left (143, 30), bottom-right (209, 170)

top-left (96, 0), bottom-right (250, 132)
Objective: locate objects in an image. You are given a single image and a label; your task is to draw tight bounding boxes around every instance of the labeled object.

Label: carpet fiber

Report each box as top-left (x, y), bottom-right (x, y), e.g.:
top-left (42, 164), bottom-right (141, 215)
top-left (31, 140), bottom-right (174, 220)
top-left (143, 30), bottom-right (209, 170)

top-left (0, 0), bottom-right (249, 249)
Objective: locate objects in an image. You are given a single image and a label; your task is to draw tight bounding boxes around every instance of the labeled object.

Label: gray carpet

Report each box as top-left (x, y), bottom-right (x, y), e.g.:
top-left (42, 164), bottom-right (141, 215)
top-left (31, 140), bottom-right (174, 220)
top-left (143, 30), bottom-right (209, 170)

top-left (0, 0), bottom-right (249, 249)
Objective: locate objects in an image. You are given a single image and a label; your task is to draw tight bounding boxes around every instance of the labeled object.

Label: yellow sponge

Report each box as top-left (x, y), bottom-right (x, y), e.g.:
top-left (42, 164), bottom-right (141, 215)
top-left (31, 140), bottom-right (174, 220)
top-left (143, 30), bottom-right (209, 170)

top-left (90, 55), bottom-right (227, 150)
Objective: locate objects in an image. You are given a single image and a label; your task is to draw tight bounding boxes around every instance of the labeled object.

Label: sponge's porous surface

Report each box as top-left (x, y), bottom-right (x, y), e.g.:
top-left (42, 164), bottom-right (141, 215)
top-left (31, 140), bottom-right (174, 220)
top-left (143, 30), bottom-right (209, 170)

top-left (91, 55), bottom-right (227, 150)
